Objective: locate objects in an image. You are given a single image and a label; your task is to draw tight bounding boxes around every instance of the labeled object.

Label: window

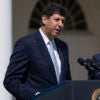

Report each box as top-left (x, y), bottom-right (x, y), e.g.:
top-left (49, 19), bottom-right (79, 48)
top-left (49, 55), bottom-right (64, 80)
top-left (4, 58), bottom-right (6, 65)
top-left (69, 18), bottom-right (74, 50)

top-left (29, 0), bottom-right (87, 30)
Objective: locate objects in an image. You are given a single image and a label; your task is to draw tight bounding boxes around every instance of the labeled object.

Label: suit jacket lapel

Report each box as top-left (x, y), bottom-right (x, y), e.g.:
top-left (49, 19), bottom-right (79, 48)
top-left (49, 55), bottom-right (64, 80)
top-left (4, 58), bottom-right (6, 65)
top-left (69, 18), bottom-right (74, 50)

top-left (34, 30), bottom-right (57, 83)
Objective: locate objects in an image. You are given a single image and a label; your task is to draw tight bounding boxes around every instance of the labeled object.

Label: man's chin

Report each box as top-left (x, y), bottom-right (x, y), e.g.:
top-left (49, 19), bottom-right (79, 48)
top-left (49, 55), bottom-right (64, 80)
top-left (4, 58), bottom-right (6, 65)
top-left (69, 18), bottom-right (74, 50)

top-left (54, 33), bottom-right (59, 37)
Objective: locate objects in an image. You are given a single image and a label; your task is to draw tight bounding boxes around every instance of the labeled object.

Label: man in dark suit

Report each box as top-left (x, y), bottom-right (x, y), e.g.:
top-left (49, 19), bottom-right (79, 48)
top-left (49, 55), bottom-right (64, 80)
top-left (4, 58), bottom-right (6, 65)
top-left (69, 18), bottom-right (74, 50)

top-left (88, 53), bottom-right (100, 80)
top-left (3, 3), bottom-right (71, 100)
top-left (92, 53), bottom-right (100, 79)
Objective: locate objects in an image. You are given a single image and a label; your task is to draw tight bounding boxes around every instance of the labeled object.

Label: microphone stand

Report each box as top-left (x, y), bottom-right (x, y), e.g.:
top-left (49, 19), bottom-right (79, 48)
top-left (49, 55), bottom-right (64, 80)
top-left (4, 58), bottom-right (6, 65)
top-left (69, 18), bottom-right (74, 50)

top-left (84, 65), bottom-right (94, 80)
top-left (87, 66), bottom-right (100, 80)
top-left (88, 69), bottom-right (95, 80)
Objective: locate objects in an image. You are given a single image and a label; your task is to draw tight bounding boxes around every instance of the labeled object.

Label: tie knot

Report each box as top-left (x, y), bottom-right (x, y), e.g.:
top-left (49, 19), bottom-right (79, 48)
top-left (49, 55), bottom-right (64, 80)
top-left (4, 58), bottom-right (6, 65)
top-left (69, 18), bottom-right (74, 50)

top-left (48, 41), bottom-right (53, 47)
top-left (48, 40), bottom-right (57, 51)
top-left (48, 40), bottom-right (52, 44)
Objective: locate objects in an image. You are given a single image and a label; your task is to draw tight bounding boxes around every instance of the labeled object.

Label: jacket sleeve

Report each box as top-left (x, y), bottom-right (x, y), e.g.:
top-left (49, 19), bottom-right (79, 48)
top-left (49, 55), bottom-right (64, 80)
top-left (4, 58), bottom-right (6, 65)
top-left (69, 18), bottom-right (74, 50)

top-left (3, 39), bottom-right (35, 100)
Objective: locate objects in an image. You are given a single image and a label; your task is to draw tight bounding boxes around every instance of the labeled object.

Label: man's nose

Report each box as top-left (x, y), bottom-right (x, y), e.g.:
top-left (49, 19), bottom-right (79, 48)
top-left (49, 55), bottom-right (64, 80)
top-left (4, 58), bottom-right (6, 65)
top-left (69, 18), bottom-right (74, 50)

top-left (58, 21), bottom-right (64, 28)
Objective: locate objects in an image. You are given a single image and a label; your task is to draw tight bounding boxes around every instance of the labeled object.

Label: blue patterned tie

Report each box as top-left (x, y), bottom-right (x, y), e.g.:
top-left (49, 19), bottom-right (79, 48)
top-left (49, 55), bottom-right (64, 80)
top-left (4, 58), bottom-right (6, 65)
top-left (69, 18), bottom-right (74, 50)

top-left (48, 41), bottom-right (59, 83)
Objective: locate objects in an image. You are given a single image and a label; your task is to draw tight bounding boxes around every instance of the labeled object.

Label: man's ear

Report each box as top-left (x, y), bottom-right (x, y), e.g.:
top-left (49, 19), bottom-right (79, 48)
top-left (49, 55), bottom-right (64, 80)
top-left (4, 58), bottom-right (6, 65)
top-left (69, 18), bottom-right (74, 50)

top-left (41, 15), bottom-right (48, 25)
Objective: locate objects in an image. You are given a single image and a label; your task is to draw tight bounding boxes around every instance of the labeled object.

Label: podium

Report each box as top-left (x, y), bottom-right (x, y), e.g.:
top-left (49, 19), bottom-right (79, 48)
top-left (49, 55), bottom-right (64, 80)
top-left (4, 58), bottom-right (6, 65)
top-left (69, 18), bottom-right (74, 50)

top-left (32, 81), bottom-right (100, 100)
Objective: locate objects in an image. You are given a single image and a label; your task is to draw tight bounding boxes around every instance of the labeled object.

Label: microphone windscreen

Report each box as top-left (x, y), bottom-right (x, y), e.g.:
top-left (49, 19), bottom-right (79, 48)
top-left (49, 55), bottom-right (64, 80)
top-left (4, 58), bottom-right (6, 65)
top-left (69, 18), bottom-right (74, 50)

top-left (77, 58), bottom-right (85, 65)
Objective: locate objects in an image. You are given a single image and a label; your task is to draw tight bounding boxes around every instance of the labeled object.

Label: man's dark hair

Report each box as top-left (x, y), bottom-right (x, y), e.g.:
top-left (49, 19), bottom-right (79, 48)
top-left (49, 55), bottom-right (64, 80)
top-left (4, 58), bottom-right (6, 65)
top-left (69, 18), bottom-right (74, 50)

top-left (42, 3), bottom-right (66, 18)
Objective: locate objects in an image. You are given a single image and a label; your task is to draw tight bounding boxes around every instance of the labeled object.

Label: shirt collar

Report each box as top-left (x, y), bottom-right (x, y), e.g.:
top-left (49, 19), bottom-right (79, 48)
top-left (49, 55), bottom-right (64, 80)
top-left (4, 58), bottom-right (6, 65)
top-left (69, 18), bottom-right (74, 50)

top-left (39, 28), bottom-right (53, 45)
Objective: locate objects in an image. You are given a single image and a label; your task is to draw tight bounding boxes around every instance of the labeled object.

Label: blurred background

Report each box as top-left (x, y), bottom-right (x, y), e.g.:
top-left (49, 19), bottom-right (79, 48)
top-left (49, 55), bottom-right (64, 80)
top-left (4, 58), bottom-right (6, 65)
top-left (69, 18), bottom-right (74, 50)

top-left (0, 0), bottom-right (100, 99)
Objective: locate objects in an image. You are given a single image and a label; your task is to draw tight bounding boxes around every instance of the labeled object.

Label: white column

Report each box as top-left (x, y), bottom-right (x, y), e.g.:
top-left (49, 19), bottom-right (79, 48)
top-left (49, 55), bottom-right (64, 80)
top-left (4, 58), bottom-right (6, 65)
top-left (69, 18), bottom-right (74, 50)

top-left (0, 0), bottom-right (13, 100)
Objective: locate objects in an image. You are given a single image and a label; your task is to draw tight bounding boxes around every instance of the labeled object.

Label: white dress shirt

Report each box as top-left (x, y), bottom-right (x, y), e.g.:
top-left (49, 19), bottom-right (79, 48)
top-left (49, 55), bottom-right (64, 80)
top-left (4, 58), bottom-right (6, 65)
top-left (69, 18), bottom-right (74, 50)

top-left (39, 28), bottom-right (61, 79)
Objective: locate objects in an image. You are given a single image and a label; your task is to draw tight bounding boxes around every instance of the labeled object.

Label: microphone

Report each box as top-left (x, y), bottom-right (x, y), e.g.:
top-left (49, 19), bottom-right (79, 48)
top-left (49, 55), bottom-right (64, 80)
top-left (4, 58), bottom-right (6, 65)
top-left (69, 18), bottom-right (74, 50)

top-left (77, 57), bottom-right (100, 80)
top-left (77, 58), bottom-right (100, 70)
top-left (77, 58), bottom-right (92, 70)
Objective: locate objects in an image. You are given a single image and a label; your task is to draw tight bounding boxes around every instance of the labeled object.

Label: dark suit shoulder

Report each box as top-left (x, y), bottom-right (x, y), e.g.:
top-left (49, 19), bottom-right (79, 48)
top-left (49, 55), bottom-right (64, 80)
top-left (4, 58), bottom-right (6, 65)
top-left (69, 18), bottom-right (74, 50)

top-left (15, 30), bottom-right (38, 45)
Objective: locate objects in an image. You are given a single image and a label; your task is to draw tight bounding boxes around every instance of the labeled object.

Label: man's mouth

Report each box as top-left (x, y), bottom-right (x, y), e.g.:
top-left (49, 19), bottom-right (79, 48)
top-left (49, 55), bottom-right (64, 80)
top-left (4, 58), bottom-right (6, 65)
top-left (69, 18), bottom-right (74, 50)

top-left (55, 27), bottom-right (61, 32)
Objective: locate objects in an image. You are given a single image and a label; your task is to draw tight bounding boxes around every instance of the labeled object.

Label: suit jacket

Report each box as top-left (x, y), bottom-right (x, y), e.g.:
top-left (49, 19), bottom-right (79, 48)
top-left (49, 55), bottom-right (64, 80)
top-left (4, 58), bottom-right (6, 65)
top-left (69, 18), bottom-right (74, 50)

top-left (3, 29), bottom-right (71, 100)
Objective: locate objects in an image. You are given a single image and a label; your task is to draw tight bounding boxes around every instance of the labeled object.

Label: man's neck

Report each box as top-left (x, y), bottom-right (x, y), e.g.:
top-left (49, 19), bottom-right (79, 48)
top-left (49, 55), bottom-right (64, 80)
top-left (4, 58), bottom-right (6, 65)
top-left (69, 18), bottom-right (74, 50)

top-left (40, 27), bottom-right (54, 40)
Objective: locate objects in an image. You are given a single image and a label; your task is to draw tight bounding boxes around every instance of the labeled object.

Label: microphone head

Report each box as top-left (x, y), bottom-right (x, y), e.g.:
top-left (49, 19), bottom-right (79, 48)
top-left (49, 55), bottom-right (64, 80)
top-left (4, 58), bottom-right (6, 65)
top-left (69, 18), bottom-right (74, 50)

top-left (77, 58), bottom-right (85, 66)
top-left (77, 57), bottom-right (94, 71)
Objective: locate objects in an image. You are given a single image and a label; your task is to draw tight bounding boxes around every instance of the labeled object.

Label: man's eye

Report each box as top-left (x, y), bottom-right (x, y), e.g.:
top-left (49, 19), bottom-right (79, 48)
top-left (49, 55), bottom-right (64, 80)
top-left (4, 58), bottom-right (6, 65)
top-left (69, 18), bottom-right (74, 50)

top-left (62, 20), bottom-right (65, 24)
top-left (54, 19), bottom-right (59, 21)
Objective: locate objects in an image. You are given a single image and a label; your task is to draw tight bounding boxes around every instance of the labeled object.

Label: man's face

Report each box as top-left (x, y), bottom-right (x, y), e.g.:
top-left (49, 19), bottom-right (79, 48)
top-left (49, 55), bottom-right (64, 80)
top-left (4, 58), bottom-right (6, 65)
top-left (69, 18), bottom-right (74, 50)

top-left (42, 14), bottom-right (65, 39)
